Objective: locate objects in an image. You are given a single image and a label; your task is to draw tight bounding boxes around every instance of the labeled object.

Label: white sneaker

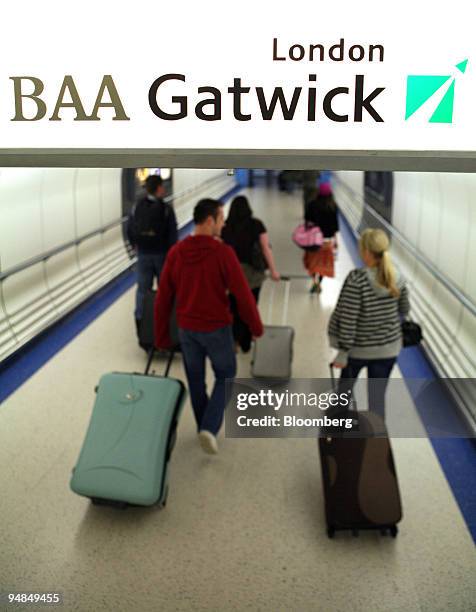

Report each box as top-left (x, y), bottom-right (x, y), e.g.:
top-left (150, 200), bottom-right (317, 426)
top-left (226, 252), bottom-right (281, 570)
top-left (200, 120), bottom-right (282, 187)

top-left (198, 430), bottom-right (218, 455)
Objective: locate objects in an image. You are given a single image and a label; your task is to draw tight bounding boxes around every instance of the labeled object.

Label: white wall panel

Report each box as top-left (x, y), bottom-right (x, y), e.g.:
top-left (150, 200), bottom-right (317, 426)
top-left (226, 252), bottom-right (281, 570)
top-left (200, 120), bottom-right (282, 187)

top-left (44, 248), bottom-right (89, 315)
top-left (99, 169), bottom-right (122, 224)
top-left (393, 176), bottom-right (420, 286)
top-left (75, 169), bottom-right (103, 234)
top-left (436, 173), bottom-right (470, 291)
top-left (390, 174), bottom-right (407, 231)
top-left (0, 292), bottom-right (16, 360)
top-left (102, 227), bottom-right (131, 275)
top-left (462, 176), bottom-right (476, 303)
top-left (394, 174), bottom-right (422, 244)
top-left (393, 171), bottom-right (473, 384)
top-left (337, 171), bottom-right (363, 201)
top-left (40, 169), bottom-right (76, 251)
top-left (2, 265), bottom-right (57, 343)
top-left (415, 174), bottom-right (439, 264)
top-left (427, 284), bottom-right (462, 357)
top-left (449, 310), bottom-right (476, 377)
top-left (173, 169), bottom-right (227, 196)
top-left (42, 170), bottom-right (88, 314)
top-left (333, 171), bottom-right (362, 232)
top-left (100, 169), bottom-right (130, 272)
top-left (77, 237), bottom-right (112, 293)
top-left (0, 169), bottom-right (55, 345)
top-left (172, 169), bottom-right (234, 228)
top-left (74, 169), bottom-right (110, 291)
top-left (335, 170), bottom-right (475, 389)
top-left (392, 241), bottom-right (417, 289)
top-left (0, 169), bottom-right (44, 269)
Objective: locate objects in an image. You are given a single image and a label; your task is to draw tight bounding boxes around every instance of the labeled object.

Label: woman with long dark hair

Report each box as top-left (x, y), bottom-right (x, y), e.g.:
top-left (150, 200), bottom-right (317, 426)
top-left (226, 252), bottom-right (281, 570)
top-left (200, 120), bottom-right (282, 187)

top-left (222, 195), bottom-right (279, 352)
top-left (303, 183), bottom-right (339, 293)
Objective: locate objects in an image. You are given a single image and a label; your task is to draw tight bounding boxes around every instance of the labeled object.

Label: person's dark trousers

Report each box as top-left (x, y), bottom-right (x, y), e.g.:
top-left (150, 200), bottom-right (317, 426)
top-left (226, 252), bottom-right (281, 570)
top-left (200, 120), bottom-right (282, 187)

top-left (178, 325), bottom-right (237, 435)
top-left (337, 357), bottom-right (397, 420)
top-left (229, 287), bottom-right (261, 353)
top-left (134, 252), bottom-right (166, 320)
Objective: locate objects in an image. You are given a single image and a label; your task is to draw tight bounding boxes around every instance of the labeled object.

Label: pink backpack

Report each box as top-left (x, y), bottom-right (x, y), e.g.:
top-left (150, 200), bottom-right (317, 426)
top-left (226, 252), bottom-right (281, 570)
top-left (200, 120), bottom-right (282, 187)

top-left (292, 223), bottom-right (324, 251)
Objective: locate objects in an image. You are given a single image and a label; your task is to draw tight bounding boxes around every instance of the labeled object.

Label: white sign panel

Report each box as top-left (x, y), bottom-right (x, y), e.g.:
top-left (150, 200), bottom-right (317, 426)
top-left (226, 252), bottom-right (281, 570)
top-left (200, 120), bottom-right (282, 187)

top-left (0, 0), bottom-right (475, 169)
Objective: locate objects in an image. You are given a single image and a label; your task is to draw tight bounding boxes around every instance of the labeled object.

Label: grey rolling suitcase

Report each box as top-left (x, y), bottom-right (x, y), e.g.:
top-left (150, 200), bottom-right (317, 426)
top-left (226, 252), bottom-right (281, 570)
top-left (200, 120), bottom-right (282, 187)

top-left (251, 276), bottom-right (294, 380)
top-left (70, 350), bottom-right (186, 509)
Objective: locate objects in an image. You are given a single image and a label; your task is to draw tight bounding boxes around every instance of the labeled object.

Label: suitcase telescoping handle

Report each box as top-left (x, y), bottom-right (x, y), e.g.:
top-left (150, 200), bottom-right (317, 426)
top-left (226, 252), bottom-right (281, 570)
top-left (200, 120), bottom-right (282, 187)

top-left (265, 274), bottom-right (308, 325)
top-left (145, 348), bottom-right (175, 377)
top-left (329, 362), bottom-right (337, 391)
top-left (266, 275), bottom-right (291, 326)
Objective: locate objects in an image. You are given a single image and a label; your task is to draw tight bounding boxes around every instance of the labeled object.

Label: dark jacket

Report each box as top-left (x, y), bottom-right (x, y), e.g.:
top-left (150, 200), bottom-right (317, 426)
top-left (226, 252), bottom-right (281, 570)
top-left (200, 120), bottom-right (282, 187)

top-left (154, 235), bottom-right (264, 348)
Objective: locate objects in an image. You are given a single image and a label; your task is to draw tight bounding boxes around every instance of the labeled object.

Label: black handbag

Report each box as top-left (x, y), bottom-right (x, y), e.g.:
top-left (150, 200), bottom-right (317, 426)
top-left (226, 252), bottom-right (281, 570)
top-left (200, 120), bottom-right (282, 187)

top-left (401, 320), bottom-right (423, 347)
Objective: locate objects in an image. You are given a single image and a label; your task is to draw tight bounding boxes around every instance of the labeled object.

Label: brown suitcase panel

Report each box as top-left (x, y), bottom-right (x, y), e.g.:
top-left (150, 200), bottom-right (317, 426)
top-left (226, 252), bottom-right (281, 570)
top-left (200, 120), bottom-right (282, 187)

top-left (319, 411), bottom-right (402, 536)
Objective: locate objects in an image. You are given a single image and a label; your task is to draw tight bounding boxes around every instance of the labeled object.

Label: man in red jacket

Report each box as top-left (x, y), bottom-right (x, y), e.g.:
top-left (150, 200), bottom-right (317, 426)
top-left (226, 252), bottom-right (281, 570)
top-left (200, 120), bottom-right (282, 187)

top-left (154, 198), bottom-right (264, 455)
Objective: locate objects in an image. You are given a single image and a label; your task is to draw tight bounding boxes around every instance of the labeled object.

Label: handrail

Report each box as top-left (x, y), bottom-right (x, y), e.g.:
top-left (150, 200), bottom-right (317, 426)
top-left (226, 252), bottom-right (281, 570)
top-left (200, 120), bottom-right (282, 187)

top-left (164, 172), bottom-right (230, 205)
top-left (0, 217), bottom-right (127, 282)
top-left (333, 175), bottom-right (476, 317)
top-left (0, 172), bottom-right (233, 282)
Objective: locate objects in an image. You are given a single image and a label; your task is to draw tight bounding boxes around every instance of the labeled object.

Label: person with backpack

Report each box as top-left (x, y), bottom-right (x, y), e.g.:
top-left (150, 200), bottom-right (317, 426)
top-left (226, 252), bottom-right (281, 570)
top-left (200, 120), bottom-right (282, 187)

top-left (328, 228), bottom-right (410, 420)
top-left (127, 174), bottom-right (178, 335)
top-left (221, 195), bottom-right (280, 352)
top-left (303, 182), bottom-right (339, 294)
top-left (154, 199), bottom-right (263, 455)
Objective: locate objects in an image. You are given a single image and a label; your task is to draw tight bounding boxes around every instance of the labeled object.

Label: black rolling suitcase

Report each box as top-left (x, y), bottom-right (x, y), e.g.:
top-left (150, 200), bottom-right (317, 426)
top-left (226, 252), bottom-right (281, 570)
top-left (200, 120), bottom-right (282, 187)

top-left (318, 364), bottom-right (402, 538)
top-left (137, 289), bottom-right (179, 352)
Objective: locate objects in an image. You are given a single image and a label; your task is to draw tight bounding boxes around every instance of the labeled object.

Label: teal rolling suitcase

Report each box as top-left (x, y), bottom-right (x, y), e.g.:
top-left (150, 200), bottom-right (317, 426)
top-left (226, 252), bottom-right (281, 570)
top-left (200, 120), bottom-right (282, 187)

top-left (70, 351), bottom-right (186, 508)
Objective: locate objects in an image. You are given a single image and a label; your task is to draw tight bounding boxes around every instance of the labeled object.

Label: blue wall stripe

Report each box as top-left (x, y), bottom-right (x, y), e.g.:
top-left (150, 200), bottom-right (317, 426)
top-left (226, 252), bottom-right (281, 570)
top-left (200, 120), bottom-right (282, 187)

top-left (0, 182), bottom-right (242, 405)
top-left (338, 209), bottom-right (476, 542)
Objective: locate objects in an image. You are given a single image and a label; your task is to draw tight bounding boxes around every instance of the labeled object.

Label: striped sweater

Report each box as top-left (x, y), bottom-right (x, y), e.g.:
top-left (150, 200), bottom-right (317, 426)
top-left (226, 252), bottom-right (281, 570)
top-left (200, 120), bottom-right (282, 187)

top-left (328, 267), bottom-right (410, 365)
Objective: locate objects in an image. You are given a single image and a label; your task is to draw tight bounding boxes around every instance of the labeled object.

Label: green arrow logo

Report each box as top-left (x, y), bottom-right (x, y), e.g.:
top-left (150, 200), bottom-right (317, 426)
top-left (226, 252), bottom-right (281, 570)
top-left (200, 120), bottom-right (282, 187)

top-left (405, 59), bottom-right (468, 123)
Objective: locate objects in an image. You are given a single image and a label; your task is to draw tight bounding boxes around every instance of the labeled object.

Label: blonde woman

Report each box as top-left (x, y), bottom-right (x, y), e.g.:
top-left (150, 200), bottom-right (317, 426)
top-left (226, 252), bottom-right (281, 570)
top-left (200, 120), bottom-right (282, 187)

top-left (328, 228), bottom-right (410, 420)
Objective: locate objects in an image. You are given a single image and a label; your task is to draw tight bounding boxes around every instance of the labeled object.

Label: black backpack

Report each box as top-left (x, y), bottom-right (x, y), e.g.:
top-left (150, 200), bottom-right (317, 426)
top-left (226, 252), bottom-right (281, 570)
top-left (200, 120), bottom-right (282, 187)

top-left (130, 197), bottom-right (168, 246)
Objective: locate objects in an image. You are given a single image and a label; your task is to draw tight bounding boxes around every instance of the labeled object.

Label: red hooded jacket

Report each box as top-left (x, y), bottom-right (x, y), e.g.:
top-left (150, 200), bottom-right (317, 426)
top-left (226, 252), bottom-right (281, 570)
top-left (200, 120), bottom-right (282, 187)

top-left (154, 235), bottom-right (264, 348)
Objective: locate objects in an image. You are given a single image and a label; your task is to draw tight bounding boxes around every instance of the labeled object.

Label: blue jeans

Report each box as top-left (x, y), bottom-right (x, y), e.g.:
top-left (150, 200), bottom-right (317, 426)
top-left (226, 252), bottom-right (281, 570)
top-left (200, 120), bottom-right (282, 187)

top-left (337, 357), bottom-right (397, 421)
top-left (134, 252), bottom-right (166, 320)
top-left (178, 325), bottom-right (237, 435)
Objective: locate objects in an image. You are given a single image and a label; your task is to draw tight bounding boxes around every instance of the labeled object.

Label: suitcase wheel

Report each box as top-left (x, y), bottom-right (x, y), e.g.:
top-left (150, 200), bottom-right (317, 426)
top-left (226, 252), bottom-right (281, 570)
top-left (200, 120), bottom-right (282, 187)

top-left (327, 526), bottom-right (335, 539)
top-left (352, 529), bottom-right (359, 538)
top-left (390, 525), bottom-right (398, 538)
top-left (157, 485), bottom-right (169, 508)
